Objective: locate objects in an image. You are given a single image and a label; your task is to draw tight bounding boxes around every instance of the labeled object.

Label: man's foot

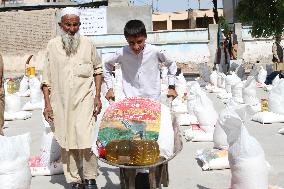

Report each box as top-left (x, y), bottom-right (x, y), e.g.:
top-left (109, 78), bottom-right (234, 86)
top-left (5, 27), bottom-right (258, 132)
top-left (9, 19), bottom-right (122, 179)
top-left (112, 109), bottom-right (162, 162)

top-left (84, 179), bottom-right (98, 189)
top-left (72, 182), bottom-right (83, 189)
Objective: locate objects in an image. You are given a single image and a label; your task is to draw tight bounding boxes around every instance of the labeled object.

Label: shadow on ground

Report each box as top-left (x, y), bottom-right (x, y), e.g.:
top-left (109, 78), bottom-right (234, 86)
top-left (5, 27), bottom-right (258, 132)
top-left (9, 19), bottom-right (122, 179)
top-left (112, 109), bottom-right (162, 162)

top-left (50, 174), bottom-right (70, 189)
top-left (99, 166), bottom-right (120, 189)
top-left (197, 184), bottom-right (211, 189)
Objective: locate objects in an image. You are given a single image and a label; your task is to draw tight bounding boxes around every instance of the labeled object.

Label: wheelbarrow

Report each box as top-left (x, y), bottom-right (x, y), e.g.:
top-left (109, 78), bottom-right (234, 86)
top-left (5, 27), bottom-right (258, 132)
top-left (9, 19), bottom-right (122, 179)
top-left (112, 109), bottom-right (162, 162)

top-left (98, 113), bottom-right (183, 189)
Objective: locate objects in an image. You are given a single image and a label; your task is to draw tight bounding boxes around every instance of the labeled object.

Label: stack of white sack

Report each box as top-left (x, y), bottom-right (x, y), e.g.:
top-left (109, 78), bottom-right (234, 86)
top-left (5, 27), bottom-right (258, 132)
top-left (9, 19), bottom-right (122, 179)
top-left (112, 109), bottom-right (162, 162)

top-left (187, 81), bottom-right (205, 115)
top-left (5, 93), bottom-right (32, 121)
top-left (253, 79), bottom-right (284, 124)
top-left (217, 72), bottom-right (226, 89)
top-left (215, 102), bottom-right (258, 150)
top-left (213, 117), bottom-right (228, 150)
top-left (171, 73), bottom-right (188, 113)
top-left (256, 66), bottom-right (267, 87)
top-left (225, 72), bottom-right (241, 94)
top-left (184, 82), bottom-right (218, 141)
top-left (17, 75), bottom-right (30, 97)
top-left (231, 81), bottom-right (244, 104)
top-left (173, 82), bottom-right (199, 126)
top-left (171, 98), bottom-right (188, 114)
top-left (242, 76), bottom-right (261, 112)
top-left (220, 107), bottom-right (268, 189)
top-left (183, 124), bottom-right (213, 142)
top-left (175, 72), bottom-right (187, 97)
top-left (217, 72), bottom-right (241, 102)
top-left (29, 114), bottom-right (63, 176)
top-left (22, 76), bottom-right (43, 111)
top-left (209, 70), bottom-right (218, 87)
top-left (0, 133), bottom-right (32, 189)
top-left (205, 71), bottom-right (226, 93)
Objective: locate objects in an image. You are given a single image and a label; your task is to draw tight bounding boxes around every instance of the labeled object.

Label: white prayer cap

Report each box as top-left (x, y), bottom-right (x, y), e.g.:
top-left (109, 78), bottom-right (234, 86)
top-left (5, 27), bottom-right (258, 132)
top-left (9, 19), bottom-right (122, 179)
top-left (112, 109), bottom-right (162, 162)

top-left (60, 7), bottom-right (80, 18)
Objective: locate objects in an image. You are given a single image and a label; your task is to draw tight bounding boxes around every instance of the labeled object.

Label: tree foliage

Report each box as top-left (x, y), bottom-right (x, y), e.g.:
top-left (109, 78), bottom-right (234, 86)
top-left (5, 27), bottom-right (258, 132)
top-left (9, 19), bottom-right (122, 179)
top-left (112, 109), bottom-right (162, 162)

top-left (236, 0), bottom-right (284, 38)
top-left (219, 16), bottom-right (230, 36)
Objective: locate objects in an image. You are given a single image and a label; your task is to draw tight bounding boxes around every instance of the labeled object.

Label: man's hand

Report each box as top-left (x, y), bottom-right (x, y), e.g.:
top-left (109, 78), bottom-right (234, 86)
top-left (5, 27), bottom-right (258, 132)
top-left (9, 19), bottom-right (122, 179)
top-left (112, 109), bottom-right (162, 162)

top-left (43, 106), bottom-right (54, 124)
top-left (93, 96), bottom-right (102, 116)
top-left (167, 89), bottom-right (178, 99)
top-left (0, 127), bottom-right (4, 136)
top-left (105, 88), bottom-right (115, 102)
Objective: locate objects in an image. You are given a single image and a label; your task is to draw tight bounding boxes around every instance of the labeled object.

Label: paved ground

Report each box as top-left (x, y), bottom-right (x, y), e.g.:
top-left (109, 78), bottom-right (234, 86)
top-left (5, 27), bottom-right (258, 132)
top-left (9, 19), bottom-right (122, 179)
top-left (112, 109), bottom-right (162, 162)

top-left (3, 88), bottom-right (284, 189)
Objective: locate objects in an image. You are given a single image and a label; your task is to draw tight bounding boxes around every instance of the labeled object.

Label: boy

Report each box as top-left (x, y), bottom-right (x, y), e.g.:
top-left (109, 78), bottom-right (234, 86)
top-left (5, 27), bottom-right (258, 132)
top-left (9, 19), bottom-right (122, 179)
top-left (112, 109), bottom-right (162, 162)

top-left (104, 19), bottom-right (177, 102)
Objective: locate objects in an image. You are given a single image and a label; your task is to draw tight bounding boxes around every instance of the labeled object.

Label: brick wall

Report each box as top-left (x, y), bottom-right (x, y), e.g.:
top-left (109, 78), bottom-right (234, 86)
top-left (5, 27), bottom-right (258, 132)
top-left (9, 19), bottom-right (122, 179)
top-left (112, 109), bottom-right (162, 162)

top-left (0, 9), bottom-right (57, 55)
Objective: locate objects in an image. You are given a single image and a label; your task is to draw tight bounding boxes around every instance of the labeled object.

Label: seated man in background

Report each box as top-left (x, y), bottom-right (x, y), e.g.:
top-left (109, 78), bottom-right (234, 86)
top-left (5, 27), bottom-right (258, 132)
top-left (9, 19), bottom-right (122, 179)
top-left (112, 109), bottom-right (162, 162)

top-left (265, 34), bottom-right (284, 85)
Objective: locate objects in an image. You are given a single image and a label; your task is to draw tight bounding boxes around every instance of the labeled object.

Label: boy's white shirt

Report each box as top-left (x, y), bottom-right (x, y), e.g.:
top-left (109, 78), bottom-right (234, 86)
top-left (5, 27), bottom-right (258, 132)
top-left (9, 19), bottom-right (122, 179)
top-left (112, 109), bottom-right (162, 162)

top-left (104, 43), bottom-right (177, 101)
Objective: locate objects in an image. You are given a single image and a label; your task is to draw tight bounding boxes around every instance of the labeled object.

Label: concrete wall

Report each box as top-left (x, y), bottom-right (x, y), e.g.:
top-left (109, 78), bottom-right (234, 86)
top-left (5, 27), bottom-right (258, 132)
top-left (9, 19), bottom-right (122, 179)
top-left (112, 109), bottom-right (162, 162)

top-left (89, 29), bottom-right (210, 66)
top-left (0, 9), bottom-right (57, 55)
top-left (106, 6), bottom-right (152, 34)
top-left (152, 9), bottom-right (223, 30)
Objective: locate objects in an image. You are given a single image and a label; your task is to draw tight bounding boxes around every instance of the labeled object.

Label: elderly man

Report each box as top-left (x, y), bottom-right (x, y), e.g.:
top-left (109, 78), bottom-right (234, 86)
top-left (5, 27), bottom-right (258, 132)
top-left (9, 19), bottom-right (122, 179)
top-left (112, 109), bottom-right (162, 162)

top-left (42, 7), bottom-right (102, 189)
top-left (0, 54), bottom-right (4, 136)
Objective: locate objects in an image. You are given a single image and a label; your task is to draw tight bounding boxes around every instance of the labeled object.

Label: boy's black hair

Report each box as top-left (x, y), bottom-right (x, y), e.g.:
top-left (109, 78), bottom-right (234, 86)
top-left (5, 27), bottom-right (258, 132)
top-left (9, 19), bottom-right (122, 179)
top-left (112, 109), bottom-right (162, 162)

top-left (124, 20), bottom-right (147, 38)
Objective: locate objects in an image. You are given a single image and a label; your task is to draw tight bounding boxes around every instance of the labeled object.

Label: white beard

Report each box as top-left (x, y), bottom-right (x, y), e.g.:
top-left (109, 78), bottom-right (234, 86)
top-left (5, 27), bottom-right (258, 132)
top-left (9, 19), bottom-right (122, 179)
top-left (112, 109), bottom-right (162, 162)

top-left (61, 30), bottom-right (80, 56)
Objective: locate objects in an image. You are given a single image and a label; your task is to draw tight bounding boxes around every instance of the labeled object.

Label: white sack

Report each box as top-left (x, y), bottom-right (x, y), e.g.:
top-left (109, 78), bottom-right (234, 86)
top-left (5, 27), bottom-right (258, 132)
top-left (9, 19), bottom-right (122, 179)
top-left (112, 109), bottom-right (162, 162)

top-left (0, 133), bottom-right (32, 189)
top-left (213, 119), bottom-right (228, 150)
top-left (220, 108), bottom-right (268, 189)
top-left (4, 111), bottom-right (32, 121)
top-left (157, 104), bottom-right (174, 159)
top-left (22, 100), bottom-right (43, 111)
top-left (217, 92), bottom-right (232, 100)
top-left (193, 93), bottom-right (218, 133)
top-left (30, 160), bottom-right (63, 176)
top-left (29, 77), bottom-right (43, 104)
top-left (225, 72), bottom-right (241, 93)
top-left (5, 94), bottom-right (21, 113)
top-left (217, 72), bottom-right (226, 89)
top-left (183, 125), bottom-right (213, 142)
top-left (196, 149), bottom-right (229, 170)
top-left (175, 73), bottom-right (187, 96)
top-left (268, 79), bottom-right (284, 114)
top-left (242, 76), bottom-right (256, 104)
top-left (257, 66), bottom-right (267, 84)
top-left (209, 71), bottom-right (218, 86)
top-left (40, 131), bottom-right (61, 165)
top-left (18, 76), bottom-right (29, 96)
top-left (252, 112), bottom-right (284, 124)
top-left (17, 89), bottom-right (31, 97)
top-left (171, 98), bottom-right (188, 114)
top-left (176, 113), bottom-right (198, 126)
top-left (231, 81), bottom-right (243, 103)
top-left (272, 75), bottom-right (280, 86)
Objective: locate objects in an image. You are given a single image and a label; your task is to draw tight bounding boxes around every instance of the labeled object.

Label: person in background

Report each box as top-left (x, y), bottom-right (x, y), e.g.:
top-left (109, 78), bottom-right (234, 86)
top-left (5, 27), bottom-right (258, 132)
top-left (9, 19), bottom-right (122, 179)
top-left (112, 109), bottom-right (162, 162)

top-left (265, 34), bottom-right (284, 84)
top-left (272, 34), bottom-right (284, 71)
top-left (0, 53), bottom-right (4, 136)
top-left (228, 30), bottom-right (238, 60)
top-left (104, 19), bottom-right (177, 102)
top-left (41, 7), bottom-right (102, 189)
top-left (214, 39), bottom-right (230, 75)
